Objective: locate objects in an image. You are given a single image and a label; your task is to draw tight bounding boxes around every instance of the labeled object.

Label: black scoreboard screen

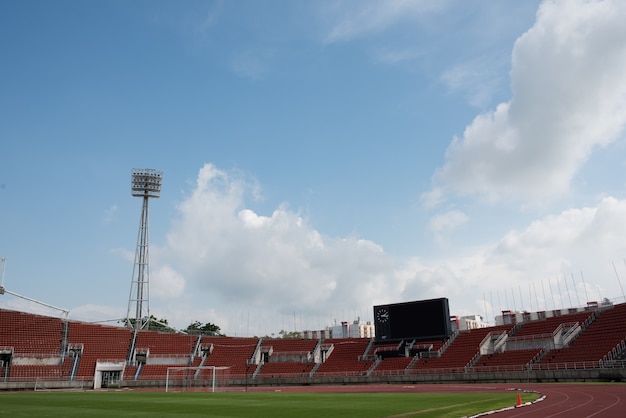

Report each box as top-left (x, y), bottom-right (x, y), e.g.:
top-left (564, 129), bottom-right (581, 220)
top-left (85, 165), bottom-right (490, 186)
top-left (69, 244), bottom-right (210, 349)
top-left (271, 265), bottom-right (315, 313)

top-left (373, 298), bottom-right (452, 342)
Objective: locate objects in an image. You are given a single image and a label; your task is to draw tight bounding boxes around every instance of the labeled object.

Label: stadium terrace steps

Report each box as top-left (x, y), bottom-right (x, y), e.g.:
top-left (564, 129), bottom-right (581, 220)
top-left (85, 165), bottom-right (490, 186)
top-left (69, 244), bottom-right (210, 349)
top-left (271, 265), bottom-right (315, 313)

top-left (254, 338), bottom-right (318, 377)
top-left (0, 308), bottom-right (64, 355)
top-left (2, 304), bottom-right (626, 385)
top-left (255, 361), bottom-right (315, 378)
top-left (537, 303), bottom-right (626, 367)
top-left (8, 364), bottom-right (64, 381)
top-left (139, 364), bottom-right (177, 380)
top-left (512, 311), bottom-right (593, 337)
top-left (67, 322), bottom-right (132, 378)
top-left (260, 338), bottom-right (318, 355)
top-left (370, 356), bottom-right (412, 374)
top-left (471, 348), bottom-right (543, 372)
top-left (314, 338), bottom-right (373, 376)
top-left (368, 339), bottom-right (447, 375)
top-left (408, 325), bottom-right (513, 373)
top-left (134, 331), bottom-right (198, 356)
top-left (123, 365), bottom-right (138, 380)
top-left (200, 337), bottom-right (259, 376)
top-left (131, 333), bottom-right (198, 380)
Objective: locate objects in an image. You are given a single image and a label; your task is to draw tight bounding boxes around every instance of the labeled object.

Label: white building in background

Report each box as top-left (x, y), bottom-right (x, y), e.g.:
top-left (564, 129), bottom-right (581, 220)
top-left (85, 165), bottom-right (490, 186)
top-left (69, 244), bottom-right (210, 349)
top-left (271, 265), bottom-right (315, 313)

top-left (451, 315), bottom-right (490, 332)
top-left (302, 313), bottom-right (495, 339)
top-left (495, 299), bottom-right (612, 326)
top-left (302, 318), bottom-right (375, 339)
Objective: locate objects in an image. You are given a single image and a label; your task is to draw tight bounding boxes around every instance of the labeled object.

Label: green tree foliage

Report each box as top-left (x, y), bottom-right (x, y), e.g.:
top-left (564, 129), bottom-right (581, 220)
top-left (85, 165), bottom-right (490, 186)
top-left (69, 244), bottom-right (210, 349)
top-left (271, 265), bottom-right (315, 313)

top-left (278, 330), bottom-right (302, 339)
top-left (122, 315), bottom-right (175, 332)
top-left (185, 320), bottom-right (224, 336)
top-left (148, 315), bottom-right (173, 331)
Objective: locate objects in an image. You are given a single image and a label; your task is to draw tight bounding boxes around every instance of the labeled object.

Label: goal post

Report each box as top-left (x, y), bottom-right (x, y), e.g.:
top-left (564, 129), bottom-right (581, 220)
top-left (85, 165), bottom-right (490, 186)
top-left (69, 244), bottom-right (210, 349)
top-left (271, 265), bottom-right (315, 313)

top-left (165, 366), bottom-right (230, 393)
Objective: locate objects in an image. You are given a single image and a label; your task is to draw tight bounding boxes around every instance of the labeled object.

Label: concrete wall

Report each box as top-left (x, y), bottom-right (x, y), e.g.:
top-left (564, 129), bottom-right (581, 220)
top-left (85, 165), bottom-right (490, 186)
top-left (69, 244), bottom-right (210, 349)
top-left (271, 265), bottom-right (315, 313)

top-left (2, 367), bottom-right (625, 392)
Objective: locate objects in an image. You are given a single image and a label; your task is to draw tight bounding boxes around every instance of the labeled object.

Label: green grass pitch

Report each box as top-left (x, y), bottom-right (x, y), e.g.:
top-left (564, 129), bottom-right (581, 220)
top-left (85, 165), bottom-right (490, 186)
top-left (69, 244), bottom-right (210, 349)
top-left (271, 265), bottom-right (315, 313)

top-left (0, 390), bottom-right (538, 417)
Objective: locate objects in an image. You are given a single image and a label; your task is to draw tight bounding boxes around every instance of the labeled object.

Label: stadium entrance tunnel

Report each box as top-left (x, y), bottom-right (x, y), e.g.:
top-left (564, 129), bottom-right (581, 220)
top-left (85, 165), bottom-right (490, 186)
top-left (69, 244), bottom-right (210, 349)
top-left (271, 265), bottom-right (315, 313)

top-left (94, 361), bottom-right (125, 389)
top-left (0, 349), bottom-right (12, 381)
top-left (101, 371), bottom-right (121, 389)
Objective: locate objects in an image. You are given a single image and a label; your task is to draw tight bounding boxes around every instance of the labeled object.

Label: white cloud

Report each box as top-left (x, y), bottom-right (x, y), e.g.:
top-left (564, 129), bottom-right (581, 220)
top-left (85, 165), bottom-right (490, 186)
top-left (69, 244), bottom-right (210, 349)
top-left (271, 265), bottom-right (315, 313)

top-left (432, 0), bottom-right (626, 203)
top-left (151, 264), bottom-right (185, 298)
top-left (70, 304), bottom-right (126, 324)
top-left (322, 0), bottom-right (447, 43)
top-left (147, 164), bottom-right (406, 332)
top-left (239, 209), bottom-right (270, 229)
top-left (481, 196), bottom-right (626, 310)
top-left (420, 187), bottom-right (445, 210)
top-left (440, 57), bottom-right (503, 108)
top-left (42, 153), bottom-right (623, 337)
top-left (428, 210), bottom-right (469, 244)
top-left (407, 196), bottom-right (626, 320)
top-left (429, 210), bottom-right (468, 234)
top-left (493, 197), bottom-right (626, 279)
top-left (146, 163), bottom-right (626, 335)
top-left (110, 247), bottom-right (134, 262)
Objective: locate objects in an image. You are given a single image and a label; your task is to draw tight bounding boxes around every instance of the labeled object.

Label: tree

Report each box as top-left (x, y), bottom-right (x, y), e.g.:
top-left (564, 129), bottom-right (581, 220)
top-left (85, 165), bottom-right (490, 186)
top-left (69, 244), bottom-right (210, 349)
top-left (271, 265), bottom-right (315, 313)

top-left (147, 315), bottom-right (173, 332)
top-left (185, 321), bottom-right (224, 336)
top-left (121, 315), bottom-right (175, 332)
top-left (278, 329), bottom-right (302, 339)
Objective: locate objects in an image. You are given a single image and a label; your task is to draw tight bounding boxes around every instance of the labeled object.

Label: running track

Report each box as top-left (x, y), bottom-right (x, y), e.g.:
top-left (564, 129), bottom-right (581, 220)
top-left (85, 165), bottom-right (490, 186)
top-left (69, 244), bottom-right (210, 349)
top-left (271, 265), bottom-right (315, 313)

top-left (250, 383), bottom-right (626, 417)
top-left (493, 383), bottom-right (625, 418)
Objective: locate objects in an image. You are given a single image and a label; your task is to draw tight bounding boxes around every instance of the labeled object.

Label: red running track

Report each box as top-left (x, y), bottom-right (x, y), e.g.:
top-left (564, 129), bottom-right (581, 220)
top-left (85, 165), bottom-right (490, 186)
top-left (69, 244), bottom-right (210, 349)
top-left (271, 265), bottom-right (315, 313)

top-left (246, 383), bottom-right (626, 417)
top-left (494, 383), bottom-right (625, 418)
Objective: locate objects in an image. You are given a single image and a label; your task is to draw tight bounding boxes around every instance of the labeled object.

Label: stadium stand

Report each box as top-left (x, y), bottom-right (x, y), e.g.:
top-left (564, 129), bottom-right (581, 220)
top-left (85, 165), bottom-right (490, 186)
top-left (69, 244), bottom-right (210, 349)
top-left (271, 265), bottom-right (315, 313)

top-left (123, 364), bottom-right (138, 381)
top-left (313, 338), bottom-right (373, 376)
top-left (2, 303), bottom-right (626, 389)
top-left (408, 325), bottom-right (512, 373)
top-left (254, 338), bottom-right (317, 377)
top-left (369, 339), bottom-right (446, 375)
top-left (370, 356), bottom-right (412, 375)
top-left (510, 311), bottom-right (593, 338)
top-left (200, 337), bottom-right (259, 377)
top-left (255, 361), bottom-right (315, 378)
top-left (66, 321), bottom-right (131, 379)
top-left (471, 348), bottom-right (543, 372)
top-left (538, 302), bottom-right (626, 368)
top-left (134, 331), bottom-right (197, 356)
top-left (0, 308), bottom-right (64, 355)
top-left (0, 308), bottom-right (66, 381)
top-left (260, 337), bottom-right (318, 355)
top-left (132, 331), bottom-right (199, 380)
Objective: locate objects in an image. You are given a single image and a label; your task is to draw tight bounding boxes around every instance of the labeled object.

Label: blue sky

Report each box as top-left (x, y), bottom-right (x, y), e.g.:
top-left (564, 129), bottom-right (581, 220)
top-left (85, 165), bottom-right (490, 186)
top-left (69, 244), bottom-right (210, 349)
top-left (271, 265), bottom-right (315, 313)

top-left (2, 0), bottom-right (626, 336)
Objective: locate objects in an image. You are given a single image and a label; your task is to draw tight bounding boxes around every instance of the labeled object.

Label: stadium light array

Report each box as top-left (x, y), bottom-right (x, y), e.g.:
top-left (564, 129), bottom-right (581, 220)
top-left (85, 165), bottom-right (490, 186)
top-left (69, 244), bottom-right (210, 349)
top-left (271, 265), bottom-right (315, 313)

top-left (131, 168), bottom-right (162, 198)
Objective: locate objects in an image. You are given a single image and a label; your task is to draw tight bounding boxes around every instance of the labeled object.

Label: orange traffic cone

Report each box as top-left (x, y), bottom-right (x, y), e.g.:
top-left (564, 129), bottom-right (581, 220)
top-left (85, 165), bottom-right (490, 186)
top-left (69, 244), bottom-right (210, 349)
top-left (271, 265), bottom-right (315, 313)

top-left (516, 392), bottom-right (523, 407)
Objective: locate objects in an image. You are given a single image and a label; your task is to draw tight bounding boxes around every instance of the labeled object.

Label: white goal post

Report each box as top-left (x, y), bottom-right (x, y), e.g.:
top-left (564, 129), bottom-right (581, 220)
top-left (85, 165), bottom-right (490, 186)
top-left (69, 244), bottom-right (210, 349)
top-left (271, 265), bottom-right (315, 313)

top-left (165, 366), bottom-right (230, 393)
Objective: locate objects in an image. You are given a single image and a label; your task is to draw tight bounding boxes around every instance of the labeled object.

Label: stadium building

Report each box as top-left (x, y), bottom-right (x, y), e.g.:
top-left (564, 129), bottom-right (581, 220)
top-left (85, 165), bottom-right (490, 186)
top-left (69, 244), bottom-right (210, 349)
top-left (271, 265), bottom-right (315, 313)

top-left (1, 295), bottom-right (625, 391)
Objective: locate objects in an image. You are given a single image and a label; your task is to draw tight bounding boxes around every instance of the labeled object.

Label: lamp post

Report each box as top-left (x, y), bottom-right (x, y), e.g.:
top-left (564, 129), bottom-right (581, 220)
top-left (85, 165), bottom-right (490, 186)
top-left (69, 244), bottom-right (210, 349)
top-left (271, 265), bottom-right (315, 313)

top-left (126, 168), bottom-right (162, 332)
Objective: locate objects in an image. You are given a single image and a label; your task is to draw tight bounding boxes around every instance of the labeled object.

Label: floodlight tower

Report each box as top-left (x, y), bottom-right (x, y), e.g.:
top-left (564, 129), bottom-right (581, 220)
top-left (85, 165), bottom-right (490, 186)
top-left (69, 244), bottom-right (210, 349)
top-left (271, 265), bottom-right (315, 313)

top-left (126, 168), bottom-right (162, 332)
top-left (0, 257), bottom-right (6, 294)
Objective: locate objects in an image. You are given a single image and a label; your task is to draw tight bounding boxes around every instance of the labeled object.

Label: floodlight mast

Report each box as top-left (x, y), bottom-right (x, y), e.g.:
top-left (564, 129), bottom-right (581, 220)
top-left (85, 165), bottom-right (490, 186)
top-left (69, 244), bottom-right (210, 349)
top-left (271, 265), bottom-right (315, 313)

top-left (0, 257), bottom-right (7, 295)
top-left (126, 169), bottom-right (162, 334)
top-left (0, 257), bottom-right (6, 294)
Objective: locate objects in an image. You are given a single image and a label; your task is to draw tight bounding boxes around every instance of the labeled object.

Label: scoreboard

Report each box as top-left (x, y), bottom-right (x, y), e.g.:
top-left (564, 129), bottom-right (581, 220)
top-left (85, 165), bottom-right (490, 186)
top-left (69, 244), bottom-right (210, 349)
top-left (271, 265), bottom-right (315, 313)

top-left (373, 298), bottom-right (452, 342)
